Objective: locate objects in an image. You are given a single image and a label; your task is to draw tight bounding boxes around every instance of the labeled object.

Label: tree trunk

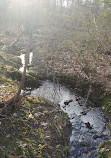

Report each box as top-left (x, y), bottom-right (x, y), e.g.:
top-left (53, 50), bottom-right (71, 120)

top-left (0, 33), bottom-right (32, 108)
top-left (14, 33), bottom-right (32, 103)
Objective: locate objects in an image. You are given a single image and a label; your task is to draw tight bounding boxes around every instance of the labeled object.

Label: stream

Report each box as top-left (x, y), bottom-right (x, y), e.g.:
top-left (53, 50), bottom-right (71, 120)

top-left (19, 52), bottom-right (33, 72)
top-left (19, 53), bottom-right (110, 158)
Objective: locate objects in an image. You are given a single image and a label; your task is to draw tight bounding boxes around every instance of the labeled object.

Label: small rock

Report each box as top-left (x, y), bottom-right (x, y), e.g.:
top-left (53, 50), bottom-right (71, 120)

top-left (75, 96), bottom-right (79, 101)
top-left (64, 99), bottom-right (73, 105)
top-left (93, 133), bottom-right (102, 139)
top-left (81, 111), bottom-right (87, 115)
top-left (79, 139), bottom-right (82, 142)
top-left (85, 122), bottom-right (92, 129)
top-left (13, 113), bottom-right (17, 117)
top-left (62, 105), bottom-right (66, 108)
top-left (0, 40), bottom-right (4, 45)
top-left (28, 113), bottom-right (34, 119)
top-left (79, 141), bottom-right (88, 146)
top-left (6, 134), bottom-right (11, 138)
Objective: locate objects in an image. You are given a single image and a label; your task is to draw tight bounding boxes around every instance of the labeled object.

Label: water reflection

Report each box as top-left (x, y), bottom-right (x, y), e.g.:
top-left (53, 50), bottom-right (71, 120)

top-left (31, 80), bottom-right (110, 158)
top-left (19, 52), bottom-right (33, 72)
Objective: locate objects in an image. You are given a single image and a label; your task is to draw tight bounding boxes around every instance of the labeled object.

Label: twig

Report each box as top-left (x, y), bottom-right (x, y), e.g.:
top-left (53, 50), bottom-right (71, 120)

top-left (84, 84), bottom-right (92, 107)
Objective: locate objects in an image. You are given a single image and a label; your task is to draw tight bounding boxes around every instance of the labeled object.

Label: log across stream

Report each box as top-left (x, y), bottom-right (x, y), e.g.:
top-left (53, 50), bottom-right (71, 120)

top-left (19, 53), bottom-right (110, 158)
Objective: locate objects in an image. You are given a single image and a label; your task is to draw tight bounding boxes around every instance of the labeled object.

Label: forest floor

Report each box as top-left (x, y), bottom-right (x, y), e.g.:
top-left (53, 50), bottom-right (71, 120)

top-left (0, 27), bottom-right (111, 158)
top-left (29, 26), bottom-right (111, 94)
top-left (0, 96), bottom-right (71, 158)
top-left (0, 51), bottom-right (71, 158)
top-left (0, 26), bottom-right (111, 93)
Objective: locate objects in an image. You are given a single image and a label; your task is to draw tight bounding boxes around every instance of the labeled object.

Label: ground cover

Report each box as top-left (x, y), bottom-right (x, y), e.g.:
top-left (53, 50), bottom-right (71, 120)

top-left (0, 96), bottom-right (71, 158)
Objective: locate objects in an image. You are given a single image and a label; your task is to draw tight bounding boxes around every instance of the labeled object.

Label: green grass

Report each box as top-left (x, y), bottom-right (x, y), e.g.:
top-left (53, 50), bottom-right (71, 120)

top-left (98, 140), bottom-right (111, 158)
top-left (0, 96), bottom-right (71, 158)
top-left (102, 96), bottom-right (111, 115)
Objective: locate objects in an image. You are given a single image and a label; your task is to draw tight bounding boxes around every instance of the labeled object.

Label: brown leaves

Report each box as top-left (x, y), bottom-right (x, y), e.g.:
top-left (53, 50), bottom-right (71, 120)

top-left (0, 81), bottom-right (18, 103)
top-left (85, 150), bottom-right (91, 157)
top-left (7, 94), bottom-right (12, 100)
top-left (19, 98), bottom-right (24, 105)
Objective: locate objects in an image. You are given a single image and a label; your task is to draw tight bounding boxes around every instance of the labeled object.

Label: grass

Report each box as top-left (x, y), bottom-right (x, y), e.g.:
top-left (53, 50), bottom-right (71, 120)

top-left (0, 96), bottom-right (71, 158)
top-left (98, 140), bottom-right (111, 158)
top-left (0, 51), bottom-right (21, 85)
top-left (102, 96), bottom-right (111, 116)
top-left (0, 51), bottom-right (71, 157)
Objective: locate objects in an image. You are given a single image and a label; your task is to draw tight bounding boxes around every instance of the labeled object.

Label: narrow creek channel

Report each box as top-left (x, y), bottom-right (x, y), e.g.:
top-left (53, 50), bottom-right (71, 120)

top-left (19, 52), bottom-right (33, 72)
top-left (19, 53), bottom-right (110, 158)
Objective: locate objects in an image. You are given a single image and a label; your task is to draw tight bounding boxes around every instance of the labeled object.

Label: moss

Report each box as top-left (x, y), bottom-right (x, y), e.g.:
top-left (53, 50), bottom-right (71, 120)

top-left (102, 96), bottom-right (111, 115)
top-left (25, 100), bottom-right (31, 107)
top-left (63, 145), bottom-right (70, 154)
top-left (31, 96), bottom-right (41, 104)
top-left (9, 70), bottom-right (22, 81)
top-left (0, 51), bottom-right (22, 69)
top-left (108, 122), bottom-right (111, 131)
top-left (11, 56), bottom-right (22, 69)
top-left (98, 140), bottom-right (111, 158)
top-left (28, 69), bottom-right (38, 76)
top-left (8, 70), bottom-right (39, 88)
top-left (25, 74), bottom-right (34, 83)
top-left (0, 51), bottom-right (22, 84)
top-left (27, 71), bottom-right (105, 107)
top-left (24, 74), bottom-right (41, 89)
top-left (0, 73), bottom-right (7, 84)
top-left (0, 137), bottom-right (23, 157)
top-left (0, 96), bottom-right (71, 158)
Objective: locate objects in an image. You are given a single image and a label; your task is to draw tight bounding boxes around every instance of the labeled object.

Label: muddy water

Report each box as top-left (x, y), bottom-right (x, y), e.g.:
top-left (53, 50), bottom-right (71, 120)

top-left (31, 80), bottom-right (110, 158)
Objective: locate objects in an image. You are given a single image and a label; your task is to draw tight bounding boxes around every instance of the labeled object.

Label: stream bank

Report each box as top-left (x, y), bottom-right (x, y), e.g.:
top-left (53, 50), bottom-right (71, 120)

top-left (28, 52), bottom-right (111, 157)
top-left (0, 51), bottom-right (111, 158)
top-left (0, 96), bottom-right (71, 158)
top-left (31, 80), bottom-right (111, 158)
top-left (0, 52), bottom-right (71, 158)
top-left (21, 51), bottom-right (111, 158)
